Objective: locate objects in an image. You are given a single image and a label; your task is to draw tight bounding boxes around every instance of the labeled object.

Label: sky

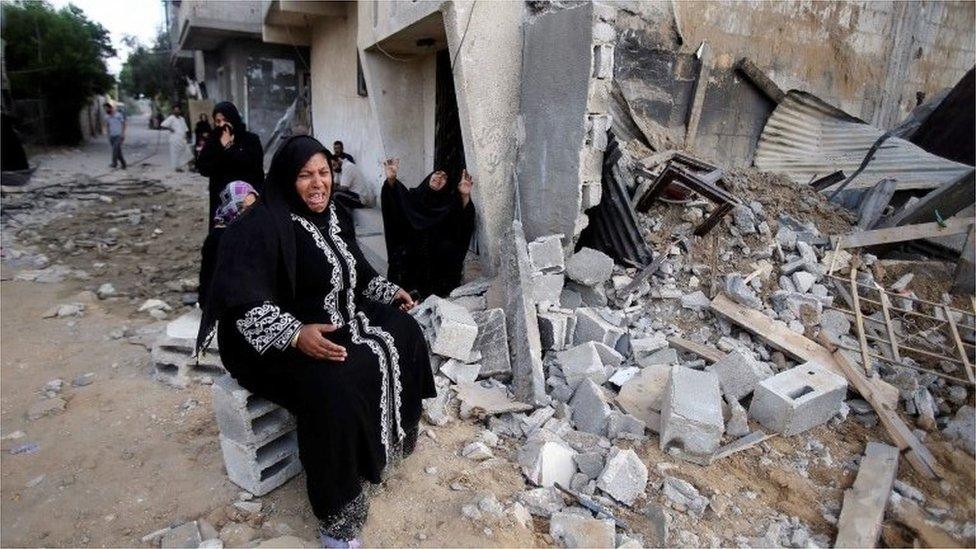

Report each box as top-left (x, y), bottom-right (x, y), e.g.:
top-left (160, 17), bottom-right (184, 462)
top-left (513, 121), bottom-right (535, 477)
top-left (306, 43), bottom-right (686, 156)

top-left (48, 0), bottom-right (165, 75)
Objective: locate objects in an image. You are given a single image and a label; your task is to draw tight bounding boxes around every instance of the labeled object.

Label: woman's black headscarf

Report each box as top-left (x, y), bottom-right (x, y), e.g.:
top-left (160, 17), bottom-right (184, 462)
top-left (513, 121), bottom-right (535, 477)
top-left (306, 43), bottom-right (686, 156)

top-left (213, 101), bottom-right (247, 133)
top-left (387, 170), bottom-right (463, 231)
top-left (195, 135), bottom-right (335, 353)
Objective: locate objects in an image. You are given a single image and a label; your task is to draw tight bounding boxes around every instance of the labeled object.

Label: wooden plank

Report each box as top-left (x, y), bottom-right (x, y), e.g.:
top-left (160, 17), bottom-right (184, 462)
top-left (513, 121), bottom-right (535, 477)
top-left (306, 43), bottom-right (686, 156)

top-left (684, 42), bottom-right (711, 148)
top-left (834, 442), bottom-right (900, 548)
top-left (709, 294), bottom-right (899, 409)
top-left (891, 499), bottom-right (965, 548)
top-left (668, 337), bottom-right (726, 364)
top-left (710, 431), bottom-right (775, 462)
top-left (825, 342), bottom-right (943, 479)
top-left (875, 283), bottom-right (902, 362)
top-left (945, 306), bottom-right (975, 384)
top-left (850, 267), bottom-right (874, 374)
top-left (830, 217), bottom-right (975, 249)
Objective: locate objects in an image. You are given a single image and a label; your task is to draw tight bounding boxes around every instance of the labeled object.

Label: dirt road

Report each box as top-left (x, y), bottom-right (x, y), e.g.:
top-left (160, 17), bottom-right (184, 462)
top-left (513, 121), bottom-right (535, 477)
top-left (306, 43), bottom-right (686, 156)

top-left (0, 119), bottom-right (537, 547)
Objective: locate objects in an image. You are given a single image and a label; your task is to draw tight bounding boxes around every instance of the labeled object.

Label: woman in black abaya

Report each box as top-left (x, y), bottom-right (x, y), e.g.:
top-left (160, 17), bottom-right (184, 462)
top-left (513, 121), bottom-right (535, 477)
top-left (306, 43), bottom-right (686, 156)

top-left (197, 102), bottom-right (264, 229)
top-left (196, 136), bottom-right (435, 547)
top-left (380, 159), bottom-right (476, 299)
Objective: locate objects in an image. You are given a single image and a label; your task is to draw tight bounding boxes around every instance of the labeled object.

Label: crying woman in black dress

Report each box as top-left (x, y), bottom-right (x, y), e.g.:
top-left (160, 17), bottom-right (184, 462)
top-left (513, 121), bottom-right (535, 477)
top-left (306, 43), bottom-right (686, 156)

top-left (196, 136), bottom-right (436, 547)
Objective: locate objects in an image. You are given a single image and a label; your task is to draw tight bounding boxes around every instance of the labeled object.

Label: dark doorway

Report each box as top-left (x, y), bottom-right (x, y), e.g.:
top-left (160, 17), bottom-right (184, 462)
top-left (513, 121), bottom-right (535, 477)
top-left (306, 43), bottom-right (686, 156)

top-left (434, 48), bottom-right (465, 183)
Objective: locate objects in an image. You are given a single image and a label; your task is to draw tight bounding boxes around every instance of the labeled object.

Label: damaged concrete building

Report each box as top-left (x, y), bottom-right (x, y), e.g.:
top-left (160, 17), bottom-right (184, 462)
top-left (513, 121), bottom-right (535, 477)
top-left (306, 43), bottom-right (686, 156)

top-left (241, 0), bottom-right (973, 272)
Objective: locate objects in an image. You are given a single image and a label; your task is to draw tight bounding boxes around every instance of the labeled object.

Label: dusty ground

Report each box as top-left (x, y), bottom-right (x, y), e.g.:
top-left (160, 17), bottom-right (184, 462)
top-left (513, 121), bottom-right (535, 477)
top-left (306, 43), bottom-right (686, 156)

top-left (2, 120), bottom-right (973, 548)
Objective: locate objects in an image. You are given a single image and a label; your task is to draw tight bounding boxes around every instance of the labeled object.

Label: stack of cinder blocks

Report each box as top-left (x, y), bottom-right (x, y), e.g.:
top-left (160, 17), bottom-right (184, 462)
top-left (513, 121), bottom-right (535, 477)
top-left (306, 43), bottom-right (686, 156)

top-left (152, 310), bottom-right (226, 387)
top-left (212, 374), bottom-right (302, 496)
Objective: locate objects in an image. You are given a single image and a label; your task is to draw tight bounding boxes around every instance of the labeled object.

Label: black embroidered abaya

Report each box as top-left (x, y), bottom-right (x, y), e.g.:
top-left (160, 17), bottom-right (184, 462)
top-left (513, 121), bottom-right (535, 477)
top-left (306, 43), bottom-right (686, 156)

top-left (380, 173), bottom-right (475, 299)
top-left (197, 136), bottom-right (435, 539)
top-left (197, 102), bottom-right (264, 229)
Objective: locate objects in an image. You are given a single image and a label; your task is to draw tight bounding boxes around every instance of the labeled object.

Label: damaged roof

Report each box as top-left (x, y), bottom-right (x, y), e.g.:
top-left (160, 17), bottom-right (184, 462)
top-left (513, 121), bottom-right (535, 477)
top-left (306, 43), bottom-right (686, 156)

top-left (754, 91), bottom-right (974, 191)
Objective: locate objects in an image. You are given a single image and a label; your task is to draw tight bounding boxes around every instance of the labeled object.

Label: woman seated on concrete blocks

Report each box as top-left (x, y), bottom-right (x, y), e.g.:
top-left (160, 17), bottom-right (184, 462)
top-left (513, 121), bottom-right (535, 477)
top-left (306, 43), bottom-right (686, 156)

top-left (196, 135), bottom-right (436, 548)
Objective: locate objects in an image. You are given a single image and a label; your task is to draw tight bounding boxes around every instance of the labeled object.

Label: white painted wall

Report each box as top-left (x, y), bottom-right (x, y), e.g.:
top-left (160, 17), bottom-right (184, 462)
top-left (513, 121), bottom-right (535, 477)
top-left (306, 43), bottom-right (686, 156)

top-left (309, 11), bottom-right (387, 204)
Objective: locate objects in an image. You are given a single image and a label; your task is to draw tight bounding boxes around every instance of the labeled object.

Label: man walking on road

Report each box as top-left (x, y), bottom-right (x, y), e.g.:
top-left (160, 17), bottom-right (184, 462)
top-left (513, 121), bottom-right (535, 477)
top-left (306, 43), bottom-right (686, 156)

top-left (104, 102), bottom-right (127, 169)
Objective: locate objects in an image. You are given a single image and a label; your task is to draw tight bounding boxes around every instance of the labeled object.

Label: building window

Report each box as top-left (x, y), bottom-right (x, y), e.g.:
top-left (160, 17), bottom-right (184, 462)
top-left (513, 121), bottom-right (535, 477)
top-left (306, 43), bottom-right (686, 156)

top-left (357, 54), bottom-right (368, 97)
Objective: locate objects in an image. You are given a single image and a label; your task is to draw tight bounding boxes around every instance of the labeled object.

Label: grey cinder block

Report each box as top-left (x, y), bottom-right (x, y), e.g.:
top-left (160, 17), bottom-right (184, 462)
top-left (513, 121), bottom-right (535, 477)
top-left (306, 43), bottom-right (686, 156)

top-left (749, 362), bottom-right (847, 436)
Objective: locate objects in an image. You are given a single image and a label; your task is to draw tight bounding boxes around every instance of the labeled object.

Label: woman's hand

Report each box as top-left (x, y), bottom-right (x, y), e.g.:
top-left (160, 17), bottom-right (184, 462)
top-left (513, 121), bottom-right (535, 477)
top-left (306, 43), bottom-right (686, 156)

top-left (458, 169), bottom-right (473, 207)
top-left (295, 324), bottom-right (347, 361)
top-left (383, 158), bottom-right (399, 185)
top-left (219, 124), bottom-right (234, 148)
top-left (393, 288), bottom-right (415, 312)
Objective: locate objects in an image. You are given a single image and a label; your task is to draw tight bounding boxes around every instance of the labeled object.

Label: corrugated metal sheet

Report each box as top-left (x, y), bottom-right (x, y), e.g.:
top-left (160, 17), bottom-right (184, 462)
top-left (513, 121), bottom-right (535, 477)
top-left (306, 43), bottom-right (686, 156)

top-left (754, 91), bottom-right (974, 191)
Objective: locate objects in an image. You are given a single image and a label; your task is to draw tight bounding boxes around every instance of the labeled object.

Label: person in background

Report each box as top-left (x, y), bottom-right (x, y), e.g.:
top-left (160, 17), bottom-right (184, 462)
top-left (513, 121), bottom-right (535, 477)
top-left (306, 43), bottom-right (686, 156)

top-left (198, 181), bottom-right (259, 309)
top-left (193, 113), bottom-right (212, 165)
top-left (333, 140), bottom-right (355, 163)
top-left (159, 104), bottom-right (193, 172)
top-left (380, 159), bottom-right (476, 299)
top-left (103, 102), bottom-right (126, 170)
top-left (198, 101), bottom-right (264, 229)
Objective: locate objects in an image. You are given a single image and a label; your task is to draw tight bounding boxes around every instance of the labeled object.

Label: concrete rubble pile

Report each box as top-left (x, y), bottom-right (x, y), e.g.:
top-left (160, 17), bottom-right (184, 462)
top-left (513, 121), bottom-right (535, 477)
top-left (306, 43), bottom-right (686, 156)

top-left (409, 148), bottom-right (974, 546)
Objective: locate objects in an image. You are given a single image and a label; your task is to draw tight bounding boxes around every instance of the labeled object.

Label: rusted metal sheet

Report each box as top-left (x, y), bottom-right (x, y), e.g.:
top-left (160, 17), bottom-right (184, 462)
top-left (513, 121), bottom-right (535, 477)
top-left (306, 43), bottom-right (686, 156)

top-left (754, 91), bottom-right (974, 191)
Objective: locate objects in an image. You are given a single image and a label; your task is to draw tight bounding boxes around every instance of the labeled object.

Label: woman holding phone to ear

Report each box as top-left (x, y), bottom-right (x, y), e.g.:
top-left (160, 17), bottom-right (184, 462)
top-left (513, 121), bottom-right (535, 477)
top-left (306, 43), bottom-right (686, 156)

top-left (197, 102), bottom-right (265, 230)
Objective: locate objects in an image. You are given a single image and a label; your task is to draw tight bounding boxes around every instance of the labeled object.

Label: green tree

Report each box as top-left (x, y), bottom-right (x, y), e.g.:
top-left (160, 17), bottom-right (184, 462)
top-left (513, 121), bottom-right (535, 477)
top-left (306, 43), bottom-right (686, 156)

top-left (2, 0), bottom-right (116, 144)
top-left (119, 31), bottom-right (177, 100)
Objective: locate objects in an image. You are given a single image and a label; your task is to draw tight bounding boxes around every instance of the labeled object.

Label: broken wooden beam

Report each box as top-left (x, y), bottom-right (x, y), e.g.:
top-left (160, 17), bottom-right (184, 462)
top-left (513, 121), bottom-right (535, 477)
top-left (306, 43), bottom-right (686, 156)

top-left (830, 217), bottom-right (975, 249)
top-left (850, 267), bottom-right (874, 374)
top-left (668, 336), bottom-right (726, 364)
top-left (880, 169), bottom-right (975, 230)
top-left (684, 42), bottom-right (712, 148)
top-left (834, 442), bottom-right (899, 548)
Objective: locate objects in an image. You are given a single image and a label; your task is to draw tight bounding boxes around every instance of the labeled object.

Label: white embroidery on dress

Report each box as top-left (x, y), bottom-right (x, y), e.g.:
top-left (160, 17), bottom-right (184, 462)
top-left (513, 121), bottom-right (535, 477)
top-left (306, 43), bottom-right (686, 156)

top-left (364, 276), bottom-right (399, 305)
top-left (292, 206), bottom-right (406, 460)
top-left (235, 302), bottom-right (302, 354)
top-left (292, 214), bottom-right (343, 327)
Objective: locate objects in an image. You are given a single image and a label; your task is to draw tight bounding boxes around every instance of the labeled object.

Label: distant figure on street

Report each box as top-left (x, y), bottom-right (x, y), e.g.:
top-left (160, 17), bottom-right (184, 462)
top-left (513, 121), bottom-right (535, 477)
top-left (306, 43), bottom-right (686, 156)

top-left (330, 155), bottom-right (375, 207)
top-left (159, 105), bottom-right (193, 172)
top-left (103, 102), bottom-right (126, 169)
top-left (381, 159), bottom-right (476, 299)
top-left (193, 113), bottom-right (212, 164)
top-left (198, 181), bottom-right (259, 308)
top-left (198, 101), bottom-right (264, 229)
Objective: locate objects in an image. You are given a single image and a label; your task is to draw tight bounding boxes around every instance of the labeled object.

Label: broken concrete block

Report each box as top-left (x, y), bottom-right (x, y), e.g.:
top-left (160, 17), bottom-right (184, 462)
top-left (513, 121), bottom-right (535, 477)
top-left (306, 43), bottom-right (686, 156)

top-left (596, 447), bottom-right (648, 506)
top-left (591, 44), bottom-right (615, 80)
top-left (749, 362), bottom-right (847, 436)
top-left (637, 347), bottom-right (678, 368)
top-left (574, 451), bottom-right (605, 480)
top-left (570, 379), bottom-right (612, 435)
top-left (472, 308), bottom-right (511, 379)
top-left (528, 235), bottom-right (566, 274)
top-left (630, 333), bottom-right (668, 357)
top-left (819, 309), bottom-right (851, 343)
top-left (662, 476), bottom-right (709, 518)
top-left (616, 363), bottom-right (670, 425)
top-left (212, 374), bottom-right (296, 446)
top-left (518, 435), bottom-right (578, 487)
top-left (660, 366), bottom-right (724, 456)
top-left (792, 271), bottom-right (817, 294)
top-left (422, 376), bottom-right (453, 426)
top-left (160, 521), bottom-right (202, 549)
top-left (219, 432), bottom-right (302, 497)
top-left (592, 341), bottom-right (623, 367)
top-left (944, 405), bottom-right (975, 456)
top-left (538, 310), bottom-right (571, 351)
top-left (725, 274), bottom-right (762, 309)
top-left (462, 441), bottom-right (494, 461)
top-left (456, 380), bottom-right (534, 419)
top-left (607, 411), bottom-right (646, 441)
top-left (517, 487), bottom-right (566, 517)
top-left (608, 366), bottom-right (639, 387)
top-left (500, 221), bottom-right (548, 406)
top-left (532, 272), bottom-right (565, 306)
top-left (565, 247), bottom-right (613, 286)
top-left (708, 349), bottom-right (772, 402)
top-left (440, 359), bottom-right (481, 385)
top-left (556, 342), bottom-right (608, 389)
top-left (573, 308), bottom-right (624, 347)
top-left (681, 290), bottom-right (711, 311)
top-left (430, 299), bottom-right (479, 361)
top-left (725, 397), bottom-right (750, 437)
top-left (567, 280), bottom-right (607, 307)
top-left (550, 511), bottom-right (615, 547)
top-left (580, 180), bottom-right (602, 209)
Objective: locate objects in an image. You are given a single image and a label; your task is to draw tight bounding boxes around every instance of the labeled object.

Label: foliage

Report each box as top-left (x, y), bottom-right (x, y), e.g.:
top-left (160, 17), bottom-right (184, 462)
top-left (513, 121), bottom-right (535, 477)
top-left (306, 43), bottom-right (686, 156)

top-left (2, 0), bottom-right (116, 144)
top-left (119, 31), bottom-right (178, 101)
